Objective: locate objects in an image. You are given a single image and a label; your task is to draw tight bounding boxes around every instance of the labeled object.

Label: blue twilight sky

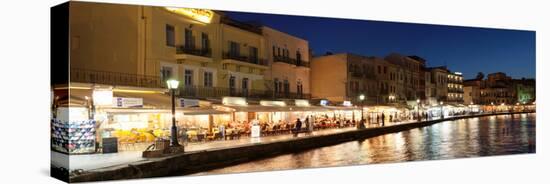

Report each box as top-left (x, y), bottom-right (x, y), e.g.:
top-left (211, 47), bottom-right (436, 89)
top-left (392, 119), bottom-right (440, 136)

top-left (224, 11), bottom-right (536, 80)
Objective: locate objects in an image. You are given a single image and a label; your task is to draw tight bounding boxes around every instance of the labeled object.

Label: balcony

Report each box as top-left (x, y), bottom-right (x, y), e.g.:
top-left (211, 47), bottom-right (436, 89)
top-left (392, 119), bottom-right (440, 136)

top-left (448, 88), bottom-right (464, 93)
top-left (223, 52), bottom-right (268, 68)
top-left (70, 68), bottom-right (164, 88)
top-left (176, 45), bottom-right (213, 63)
top-left (273, 55), bottom-right (295, 65)
top-left (177, 85), bottom-right (311, 99)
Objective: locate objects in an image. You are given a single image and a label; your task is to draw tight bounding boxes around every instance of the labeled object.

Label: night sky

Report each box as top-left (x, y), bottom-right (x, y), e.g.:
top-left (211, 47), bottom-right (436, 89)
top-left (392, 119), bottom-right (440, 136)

top-left (223, 11), bottom-right (536, 80)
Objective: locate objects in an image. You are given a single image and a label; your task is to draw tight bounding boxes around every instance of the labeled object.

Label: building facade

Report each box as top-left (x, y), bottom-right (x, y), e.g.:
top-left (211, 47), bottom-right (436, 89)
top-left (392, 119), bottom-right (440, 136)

top-left (447, 72), bottom-right (464, 103)
top-left (262, 26), bottom-right (311, 99)
top-left (384, 54), bottom-right (426, 102)
top-left (479, 72), bottom-right (516, 105)
top-left (69, 2), bottom-right (308, 100)
top-left (310, 53), bottom-right (380, 104)
top-left (463, 79), bottom-right (482, 105)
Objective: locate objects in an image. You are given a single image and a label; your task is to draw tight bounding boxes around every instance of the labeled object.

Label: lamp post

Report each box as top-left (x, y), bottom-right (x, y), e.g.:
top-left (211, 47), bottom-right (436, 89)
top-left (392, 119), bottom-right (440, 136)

top-left (167, 79), bottom-right (180, 147)
top-left (359, 94), bottom-right (365, 120)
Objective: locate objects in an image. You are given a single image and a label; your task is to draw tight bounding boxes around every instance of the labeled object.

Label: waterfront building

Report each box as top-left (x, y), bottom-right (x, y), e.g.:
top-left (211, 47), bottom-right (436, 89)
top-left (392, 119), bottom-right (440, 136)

top-left (310, 53), bottom-right (380, 105)
top-left (262, 26), bottom-right (311, 99)
top-left (480, 72), bottom-right (516, 105)
top-left (384, 53), bottom-right (426, 102)
top-left (464, 79), bottom-right (482, 105)
top-left (447, 71), bottom-right (464, 104)
top-left (426, 66), bottom-right (450, 104)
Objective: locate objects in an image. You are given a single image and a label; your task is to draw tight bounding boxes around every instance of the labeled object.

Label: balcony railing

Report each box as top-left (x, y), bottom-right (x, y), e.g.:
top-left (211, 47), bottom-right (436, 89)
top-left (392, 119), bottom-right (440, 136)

top-left (177, 85), bottom-right (311, 99)
top-left (223, 52), bottom-right (267, 66)
top-left (70, 68), bottom-right (164, 88)
top-left (448, 88), bottom-right (464, 93)
top-left (273, 55), bottom-right (309, 68)
top-left (176, 45), bottom-right (212, 58)
top-left (273, 55), bottom-right (295, 65)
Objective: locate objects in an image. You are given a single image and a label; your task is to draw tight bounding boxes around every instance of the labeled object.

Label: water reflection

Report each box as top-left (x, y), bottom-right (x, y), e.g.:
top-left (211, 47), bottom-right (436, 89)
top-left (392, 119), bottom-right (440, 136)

top-left (194, 113), bottom-right (536, 175)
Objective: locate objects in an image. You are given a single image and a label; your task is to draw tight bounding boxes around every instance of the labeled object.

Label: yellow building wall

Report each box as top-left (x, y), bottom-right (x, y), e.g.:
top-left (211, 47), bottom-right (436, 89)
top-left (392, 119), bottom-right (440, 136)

top-left (310, 54), bottom-right (348, 101)
top-left (263, 26), bottom-right (311, 94)
top-left (69, 2), bottom-right (140, 74)
top-left (144, 7), bottom-right (223, 87)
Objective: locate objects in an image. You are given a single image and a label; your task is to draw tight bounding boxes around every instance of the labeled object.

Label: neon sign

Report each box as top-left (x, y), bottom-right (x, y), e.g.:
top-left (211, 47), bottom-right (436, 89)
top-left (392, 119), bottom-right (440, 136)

top-left (165, 7), bottom-right (214, 24)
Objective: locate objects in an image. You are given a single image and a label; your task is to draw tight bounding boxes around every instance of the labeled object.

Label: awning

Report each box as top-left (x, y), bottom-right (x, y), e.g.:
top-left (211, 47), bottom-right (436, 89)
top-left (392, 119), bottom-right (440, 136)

top-left (69, 88), bottom-right (227, 115)
top-left (103, 107), bottom-right (229, 115)
top-left (216, 105), bottom-right (333, 112)
top-left (318, 105), bottom-right (360, 111)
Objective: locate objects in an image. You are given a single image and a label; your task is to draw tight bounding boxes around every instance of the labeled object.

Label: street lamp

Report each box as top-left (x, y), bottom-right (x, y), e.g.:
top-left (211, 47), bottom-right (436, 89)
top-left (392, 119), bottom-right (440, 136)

top-left (359, 94), bottom-right (365, 120)
top-left (167, 79), bottom-right (180, 147)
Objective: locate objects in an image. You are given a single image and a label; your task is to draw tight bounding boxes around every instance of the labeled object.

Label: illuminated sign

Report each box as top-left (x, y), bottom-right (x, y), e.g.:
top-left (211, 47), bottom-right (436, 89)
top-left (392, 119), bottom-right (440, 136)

top-left (342, 101), bottom-right (352, 107)
top-left (165, 7), bottom-right (214, 24)
top-left (222, 97), bottom-right (247, 106)
top-left (112, 97), bottom-right (143, 108)
top-left (250, 120), bottom-right (261, 138)
top-left (92, 89), bottom-right (113, 106)
top-left (178, 98), bottom-right (200, 107)
top-left (320, 100), bottom-right (329, 106)
top-left (295, 99), bottom-right (310, 107)
top-left (260, 100), bottom-right (286, 107)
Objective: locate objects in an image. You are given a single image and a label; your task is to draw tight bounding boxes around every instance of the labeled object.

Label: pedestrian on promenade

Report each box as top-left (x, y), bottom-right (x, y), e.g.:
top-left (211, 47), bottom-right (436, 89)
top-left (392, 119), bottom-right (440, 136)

top-left (376, 114), bottom-right (380, 124)
top-left (305, 117), bottom-right (310, 131)
top-left (389, 115), bottom-right (393, 122)
top-left (293, 118), bottom-right (303, 137)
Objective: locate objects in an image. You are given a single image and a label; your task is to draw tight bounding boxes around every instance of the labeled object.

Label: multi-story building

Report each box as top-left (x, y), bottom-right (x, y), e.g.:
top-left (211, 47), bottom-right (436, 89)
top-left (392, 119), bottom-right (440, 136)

top-left (262, 26), bottom-right (311, 99)
top-left (384, 54), bottom-right (426, 102)
top-left (426, 66), bottom-right (450, 103)
top-left (372, 57), bottom-right (399, 104)
top-left (69, 2), bottom-right (296, 100)
top-left (310, 53), bottom-right (379, 104)
top-left (463, 79), bottom-right (482, 104)
top-left (447, 72), bottom-right (464, 103)
top-left (480, 72), bottom-right (516, 104)
top-left (464, 73), bottom-right (535, 105)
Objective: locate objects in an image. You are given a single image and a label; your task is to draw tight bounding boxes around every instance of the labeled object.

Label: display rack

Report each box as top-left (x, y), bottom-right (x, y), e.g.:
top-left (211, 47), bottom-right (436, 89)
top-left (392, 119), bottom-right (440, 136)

top-left (51, 119), bottom-right (96, 154)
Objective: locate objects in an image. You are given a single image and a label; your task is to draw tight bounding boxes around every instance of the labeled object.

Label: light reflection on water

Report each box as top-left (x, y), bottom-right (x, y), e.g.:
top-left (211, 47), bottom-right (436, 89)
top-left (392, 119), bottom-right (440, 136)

top-left (194, 113), bottom-right (536, 175)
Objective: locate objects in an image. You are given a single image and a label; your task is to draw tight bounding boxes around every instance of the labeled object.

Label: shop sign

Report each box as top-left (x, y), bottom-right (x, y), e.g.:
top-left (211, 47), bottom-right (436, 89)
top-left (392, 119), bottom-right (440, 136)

top-left (295, 99), bottom-right (310, 107)
top-left (164, 7), bottom-right (214, 24)
top-left (250, 120), bottom-right (260, 138)
top-left (222, 97), bottom-right (247, 106)
top-left (342, 101), bottom-right (352, 106)
top-left (320, 100), bottom-right (329, 106)
top-left (112, 97), bottom-right (143, 108)
top-left (92, 89), bottom-right (113, 106)
top-left (179, 98), bottom-right (200, 107)
top-left (260, 100), bottom-right (286, 107)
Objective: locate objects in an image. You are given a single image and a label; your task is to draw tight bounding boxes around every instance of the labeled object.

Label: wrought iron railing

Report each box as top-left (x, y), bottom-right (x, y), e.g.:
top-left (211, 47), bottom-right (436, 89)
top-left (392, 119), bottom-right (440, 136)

top-left (70, 68), bottom-right (165, 88)
top-left (71, 68), bottom-right (312, 99)
top-left (223, 52), bottom-right (267, 66)
top-left (176, 45), bottom-right (212, 57)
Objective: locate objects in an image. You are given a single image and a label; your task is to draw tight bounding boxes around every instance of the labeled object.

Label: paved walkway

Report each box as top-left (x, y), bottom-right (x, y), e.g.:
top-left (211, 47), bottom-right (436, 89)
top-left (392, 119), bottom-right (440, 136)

top-left (53, 114), bottom-right (500, 171)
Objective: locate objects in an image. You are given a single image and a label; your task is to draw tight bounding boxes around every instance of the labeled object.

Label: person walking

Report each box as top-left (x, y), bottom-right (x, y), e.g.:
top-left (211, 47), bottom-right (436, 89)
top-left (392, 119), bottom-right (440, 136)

top-left (293, 118), bottom-right (302, 137)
